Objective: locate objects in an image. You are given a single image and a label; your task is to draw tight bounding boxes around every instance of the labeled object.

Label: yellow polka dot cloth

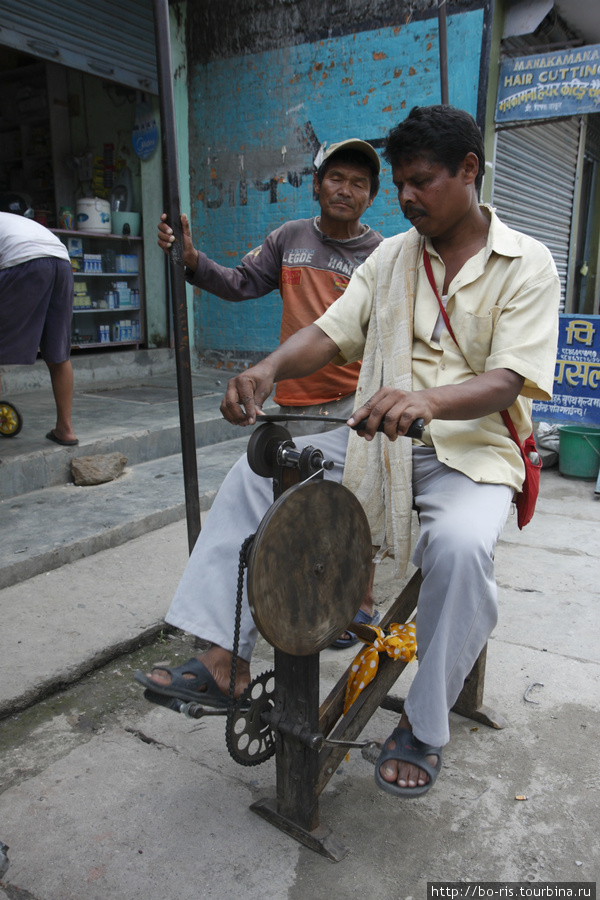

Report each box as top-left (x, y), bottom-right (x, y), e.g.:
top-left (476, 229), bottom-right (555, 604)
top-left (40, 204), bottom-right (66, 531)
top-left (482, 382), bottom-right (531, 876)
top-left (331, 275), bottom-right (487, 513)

top-left (343, 622), bottom-right (417, 714)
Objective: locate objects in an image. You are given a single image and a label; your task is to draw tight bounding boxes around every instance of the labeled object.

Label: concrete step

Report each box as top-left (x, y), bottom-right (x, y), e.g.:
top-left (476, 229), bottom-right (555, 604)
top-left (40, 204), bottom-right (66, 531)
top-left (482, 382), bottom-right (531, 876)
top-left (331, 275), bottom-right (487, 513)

top-left (0, 366), bottom-right (264, 501)
top-left (0, 347), bottom-right (178, 393)
top-left (0, 360), bottom-right (272, 589)
top-left (0, 436), bottom-right (250, 590)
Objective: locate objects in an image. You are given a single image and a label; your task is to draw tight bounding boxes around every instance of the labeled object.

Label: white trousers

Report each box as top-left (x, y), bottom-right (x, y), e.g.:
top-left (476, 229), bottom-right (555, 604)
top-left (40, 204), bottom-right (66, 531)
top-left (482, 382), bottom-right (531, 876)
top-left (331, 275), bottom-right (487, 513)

top-left (166, 429), bottom-right (511, 747)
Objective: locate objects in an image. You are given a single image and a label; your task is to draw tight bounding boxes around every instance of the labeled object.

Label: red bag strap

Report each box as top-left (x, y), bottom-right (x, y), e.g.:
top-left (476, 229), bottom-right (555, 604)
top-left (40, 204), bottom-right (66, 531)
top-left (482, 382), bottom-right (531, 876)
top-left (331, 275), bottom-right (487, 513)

top-left (499, 409), bottom-right (523, 452)
top-left (423, 250), bottom-right (525, 453)
top-left (423, 249), bottom-right (457, 344)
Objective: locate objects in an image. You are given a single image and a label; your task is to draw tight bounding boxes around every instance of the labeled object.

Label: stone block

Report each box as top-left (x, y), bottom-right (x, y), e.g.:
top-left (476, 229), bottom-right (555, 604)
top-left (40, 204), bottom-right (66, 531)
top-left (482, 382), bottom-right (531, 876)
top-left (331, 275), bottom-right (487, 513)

top-left (71, 452), bottom-right (128, 486)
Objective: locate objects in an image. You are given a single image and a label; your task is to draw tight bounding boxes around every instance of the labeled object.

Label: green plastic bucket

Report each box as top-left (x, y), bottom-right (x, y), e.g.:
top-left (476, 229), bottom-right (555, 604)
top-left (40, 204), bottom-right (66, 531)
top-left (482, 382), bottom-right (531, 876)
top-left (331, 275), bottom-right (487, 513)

top-left (558, 424), bottom-right (600, 480)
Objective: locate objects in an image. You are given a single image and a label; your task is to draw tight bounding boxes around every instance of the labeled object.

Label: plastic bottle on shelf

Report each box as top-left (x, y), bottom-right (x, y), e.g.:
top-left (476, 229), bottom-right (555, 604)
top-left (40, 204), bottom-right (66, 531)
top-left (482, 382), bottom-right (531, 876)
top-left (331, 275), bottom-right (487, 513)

top-left (59, 207), bottom-right (74, 230)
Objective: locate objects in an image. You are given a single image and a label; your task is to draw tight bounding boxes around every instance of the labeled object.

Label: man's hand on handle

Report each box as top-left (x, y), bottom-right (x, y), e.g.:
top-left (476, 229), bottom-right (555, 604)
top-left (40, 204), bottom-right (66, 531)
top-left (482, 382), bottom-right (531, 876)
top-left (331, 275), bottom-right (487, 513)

top-left (347, 370), bottom-right (526, 441)
top-left (347, 387), bottom-right (434, 441)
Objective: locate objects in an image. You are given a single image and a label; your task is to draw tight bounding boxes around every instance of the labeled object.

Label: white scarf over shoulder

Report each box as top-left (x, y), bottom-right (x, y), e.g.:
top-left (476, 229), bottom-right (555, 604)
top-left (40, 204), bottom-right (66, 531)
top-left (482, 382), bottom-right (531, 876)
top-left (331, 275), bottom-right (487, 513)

top-left (342, 228), bottom-right (423, 576)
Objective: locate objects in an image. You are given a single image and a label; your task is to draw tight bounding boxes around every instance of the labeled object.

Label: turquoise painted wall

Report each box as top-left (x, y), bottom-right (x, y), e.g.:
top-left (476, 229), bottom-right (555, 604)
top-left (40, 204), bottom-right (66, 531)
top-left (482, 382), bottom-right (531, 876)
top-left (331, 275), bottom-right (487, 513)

top-left (188, 8), bottom-right (486, 355)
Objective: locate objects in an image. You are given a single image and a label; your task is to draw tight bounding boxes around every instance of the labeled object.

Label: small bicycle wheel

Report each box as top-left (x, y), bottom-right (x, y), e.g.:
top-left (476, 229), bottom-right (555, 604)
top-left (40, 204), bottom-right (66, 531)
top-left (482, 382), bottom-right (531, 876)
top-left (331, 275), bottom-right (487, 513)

top-left (0, 400), bottom-right (23, 437)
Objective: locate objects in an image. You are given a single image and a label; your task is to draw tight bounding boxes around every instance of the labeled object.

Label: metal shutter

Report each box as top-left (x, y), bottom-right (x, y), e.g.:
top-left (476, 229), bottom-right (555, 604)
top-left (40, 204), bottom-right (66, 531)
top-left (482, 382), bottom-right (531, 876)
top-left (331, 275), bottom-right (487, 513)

top-left (492, 117), bottom-right (582, 307)
top-left (0, 0), bottom-right (157, 93)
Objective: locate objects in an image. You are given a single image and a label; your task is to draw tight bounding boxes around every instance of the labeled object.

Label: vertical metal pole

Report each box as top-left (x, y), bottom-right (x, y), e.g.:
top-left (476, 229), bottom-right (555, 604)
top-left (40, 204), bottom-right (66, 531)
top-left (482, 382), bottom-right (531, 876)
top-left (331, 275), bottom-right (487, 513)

top-left (438, 0), bottom-right (449, 105)
top-left (153, 0), bottom-right (201, 552)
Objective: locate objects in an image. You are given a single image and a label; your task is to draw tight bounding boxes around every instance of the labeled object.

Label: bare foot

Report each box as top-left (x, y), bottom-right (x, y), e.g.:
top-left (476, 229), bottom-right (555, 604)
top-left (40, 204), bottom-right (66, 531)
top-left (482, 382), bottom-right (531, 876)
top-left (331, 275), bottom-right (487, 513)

top-left (147, 645), bottom-right (251, 700)
top-left (378, 712), bottom-right (440, 789)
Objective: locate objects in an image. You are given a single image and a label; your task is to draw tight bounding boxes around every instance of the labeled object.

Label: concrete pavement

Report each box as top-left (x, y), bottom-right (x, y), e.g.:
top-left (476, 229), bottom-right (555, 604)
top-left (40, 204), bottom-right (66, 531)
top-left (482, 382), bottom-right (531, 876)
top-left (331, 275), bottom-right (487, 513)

top-left (0, 356), bottom-right (599, 897)
top-left (0, 467), bottom-right (599, 897)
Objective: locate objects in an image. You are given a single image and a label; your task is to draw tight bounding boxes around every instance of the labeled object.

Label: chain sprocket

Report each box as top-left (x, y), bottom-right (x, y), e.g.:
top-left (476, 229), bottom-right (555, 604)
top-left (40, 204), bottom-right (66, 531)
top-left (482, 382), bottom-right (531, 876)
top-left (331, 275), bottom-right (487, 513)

top-left (226, 670), bottom-right (276, 767)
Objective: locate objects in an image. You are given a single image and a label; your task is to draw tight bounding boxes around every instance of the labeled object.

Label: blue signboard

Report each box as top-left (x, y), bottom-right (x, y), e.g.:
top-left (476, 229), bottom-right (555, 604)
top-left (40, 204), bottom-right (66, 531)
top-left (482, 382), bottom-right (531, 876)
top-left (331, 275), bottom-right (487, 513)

top-left (533, 315), bottom-right (600, 425)
top-left (496, 44), bottom-right (600, 122)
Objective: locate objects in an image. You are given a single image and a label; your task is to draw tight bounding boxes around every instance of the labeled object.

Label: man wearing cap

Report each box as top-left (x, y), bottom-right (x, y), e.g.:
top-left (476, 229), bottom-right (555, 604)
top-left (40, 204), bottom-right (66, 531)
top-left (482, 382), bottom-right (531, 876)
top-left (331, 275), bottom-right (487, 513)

top-left (157, 139), bottom-right (382, 433)
top-left (151, 138), bottom-right (382, 650)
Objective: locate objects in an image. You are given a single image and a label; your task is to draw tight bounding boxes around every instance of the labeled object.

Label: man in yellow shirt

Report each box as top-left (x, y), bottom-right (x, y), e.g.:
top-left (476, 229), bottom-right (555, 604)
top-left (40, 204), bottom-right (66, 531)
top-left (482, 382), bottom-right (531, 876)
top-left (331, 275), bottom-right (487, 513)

top-left (139, 106), bottom-right (559, 798)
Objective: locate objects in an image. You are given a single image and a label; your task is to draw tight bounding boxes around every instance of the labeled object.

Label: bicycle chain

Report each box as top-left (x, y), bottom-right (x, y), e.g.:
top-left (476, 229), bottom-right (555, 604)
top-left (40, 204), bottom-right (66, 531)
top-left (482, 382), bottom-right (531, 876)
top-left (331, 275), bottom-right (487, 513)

top-left (225, 534), bottom-right (277, 766)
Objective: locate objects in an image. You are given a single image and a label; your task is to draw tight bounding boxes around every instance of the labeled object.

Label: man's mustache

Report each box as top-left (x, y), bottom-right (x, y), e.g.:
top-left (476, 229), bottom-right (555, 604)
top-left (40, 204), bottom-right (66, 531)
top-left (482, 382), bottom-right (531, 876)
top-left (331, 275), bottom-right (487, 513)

top-left (403, 205), bottom-right (427, 220)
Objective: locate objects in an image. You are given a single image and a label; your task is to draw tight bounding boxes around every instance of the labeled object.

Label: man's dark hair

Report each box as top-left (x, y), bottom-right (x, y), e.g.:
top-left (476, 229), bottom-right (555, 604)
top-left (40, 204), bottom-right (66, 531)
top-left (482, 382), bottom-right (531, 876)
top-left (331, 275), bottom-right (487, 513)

top-left (316, 149), bottom-right (380, 198)
top-left (383, 105), bottom-right (485, 192)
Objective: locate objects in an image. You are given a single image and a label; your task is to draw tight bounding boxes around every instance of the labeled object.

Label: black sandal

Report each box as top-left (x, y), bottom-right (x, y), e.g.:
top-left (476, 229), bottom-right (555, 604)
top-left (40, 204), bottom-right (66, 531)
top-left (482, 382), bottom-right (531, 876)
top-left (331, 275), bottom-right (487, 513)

top-left (134, 658), bottom-right (229, 709)
top-left (374, 726), bottom-right (442, 797)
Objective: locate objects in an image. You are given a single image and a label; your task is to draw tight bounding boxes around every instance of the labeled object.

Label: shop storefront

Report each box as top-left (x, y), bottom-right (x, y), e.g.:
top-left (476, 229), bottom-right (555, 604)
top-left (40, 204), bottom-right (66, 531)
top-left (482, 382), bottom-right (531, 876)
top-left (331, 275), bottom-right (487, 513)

top-left (490, 19), bottom-right (600, 437)
top-left (491, 40), bottom-right (600, 315)
top-left (0, 0), bottom-right (168, 352)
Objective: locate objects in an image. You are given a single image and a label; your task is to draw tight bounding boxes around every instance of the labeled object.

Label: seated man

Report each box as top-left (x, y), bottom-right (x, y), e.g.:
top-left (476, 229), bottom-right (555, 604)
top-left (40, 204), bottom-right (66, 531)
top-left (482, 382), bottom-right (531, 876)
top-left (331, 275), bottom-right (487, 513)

top-left (137, 105), bottom-right (559, 798)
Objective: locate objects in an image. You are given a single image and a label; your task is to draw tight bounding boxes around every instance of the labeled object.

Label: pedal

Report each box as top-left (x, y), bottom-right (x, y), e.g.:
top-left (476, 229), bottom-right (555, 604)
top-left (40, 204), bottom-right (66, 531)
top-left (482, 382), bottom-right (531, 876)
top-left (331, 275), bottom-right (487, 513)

top-left (321, 737), bottom-right (383, 762)
top-left (143, 689), bottom-right (186, 713)
top-left (142, 689), bottom-right (227, 717)
top-left (360, 742), bottom-right (383, 765)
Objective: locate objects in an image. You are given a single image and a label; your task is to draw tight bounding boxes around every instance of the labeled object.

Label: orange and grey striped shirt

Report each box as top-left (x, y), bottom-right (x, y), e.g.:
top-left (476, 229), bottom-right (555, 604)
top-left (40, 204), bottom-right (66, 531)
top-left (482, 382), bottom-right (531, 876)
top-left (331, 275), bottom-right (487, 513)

top-left (186, 216), bottom-right (382, 406)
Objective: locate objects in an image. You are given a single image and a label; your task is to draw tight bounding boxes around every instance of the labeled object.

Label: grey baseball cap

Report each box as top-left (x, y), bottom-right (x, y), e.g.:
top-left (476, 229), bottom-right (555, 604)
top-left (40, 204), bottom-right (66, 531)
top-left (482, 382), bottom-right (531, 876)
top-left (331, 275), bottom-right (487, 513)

top-left (318, 139), bottom-right (381, 173)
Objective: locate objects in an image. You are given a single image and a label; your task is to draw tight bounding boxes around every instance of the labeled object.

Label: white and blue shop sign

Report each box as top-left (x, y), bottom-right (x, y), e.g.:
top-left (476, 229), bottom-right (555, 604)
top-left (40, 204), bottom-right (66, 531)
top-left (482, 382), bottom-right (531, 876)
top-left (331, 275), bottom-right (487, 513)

top-left (533, 315), bottom-right (600, 426)
top-left (496, 44), bottom-right (600, 122)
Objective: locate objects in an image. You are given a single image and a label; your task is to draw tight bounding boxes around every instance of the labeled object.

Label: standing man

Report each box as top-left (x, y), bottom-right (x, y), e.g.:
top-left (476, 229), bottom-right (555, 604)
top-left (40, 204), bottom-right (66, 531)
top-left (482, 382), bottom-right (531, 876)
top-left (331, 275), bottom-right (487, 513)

top-left (138, 106), bottom-right (558, 800)
top-left (157, 139), bottom-right (382, 432)
top-left (0, 203), bottom-right (78, 445)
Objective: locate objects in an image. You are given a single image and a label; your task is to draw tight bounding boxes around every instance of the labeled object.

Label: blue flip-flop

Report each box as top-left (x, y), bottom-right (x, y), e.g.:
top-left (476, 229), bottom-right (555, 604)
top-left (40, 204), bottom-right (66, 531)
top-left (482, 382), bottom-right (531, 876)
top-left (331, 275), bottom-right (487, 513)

top-left (134, 658), bottom-right (229, 709)
top-left (330, 608), bottom-right (381, 650)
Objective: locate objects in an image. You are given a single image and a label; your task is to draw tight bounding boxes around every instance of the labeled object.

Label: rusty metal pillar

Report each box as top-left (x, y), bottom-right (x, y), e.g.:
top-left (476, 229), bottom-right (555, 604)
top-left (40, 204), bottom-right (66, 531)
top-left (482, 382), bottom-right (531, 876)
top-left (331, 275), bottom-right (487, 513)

top-left (152, 0), bottom-right (201, 553)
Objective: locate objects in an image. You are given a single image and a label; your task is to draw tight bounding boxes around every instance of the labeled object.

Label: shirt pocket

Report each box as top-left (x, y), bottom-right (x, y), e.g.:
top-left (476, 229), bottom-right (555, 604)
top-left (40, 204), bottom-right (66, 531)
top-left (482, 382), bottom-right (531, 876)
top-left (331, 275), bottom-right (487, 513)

top-left (455, 306), bottom-right (501, 374)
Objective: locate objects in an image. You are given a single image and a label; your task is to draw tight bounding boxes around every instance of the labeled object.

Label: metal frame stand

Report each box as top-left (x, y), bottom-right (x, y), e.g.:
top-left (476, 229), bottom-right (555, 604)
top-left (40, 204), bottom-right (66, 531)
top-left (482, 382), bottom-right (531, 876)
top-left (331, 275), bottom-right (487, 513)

top-left (250, 572), bottom-right (506, 861)
top-left (244, 426), bottom-right (506, 860)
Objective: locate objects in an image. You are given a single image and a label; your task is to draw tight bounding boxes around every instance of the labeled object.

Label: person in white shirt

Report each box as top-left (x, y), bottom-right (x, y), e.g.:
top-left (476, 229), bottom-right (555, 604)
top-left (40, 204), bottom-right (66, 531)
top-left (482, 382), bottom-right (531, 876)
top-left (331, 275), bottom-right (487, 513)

top-left (0, 204), bottom-right (77, 445)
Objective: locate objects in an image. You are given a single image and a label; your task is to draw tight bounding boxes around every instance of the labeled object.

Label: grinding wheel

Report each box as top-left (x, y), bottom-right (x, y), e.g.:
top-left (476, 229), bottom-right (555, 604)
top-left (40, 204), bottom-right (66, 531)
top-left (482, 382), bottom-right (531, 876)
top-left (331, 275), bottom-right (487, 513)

top-left (247, 479), bottom-right (372, 655)
top-left (247, 422), bottom-right (292, 477)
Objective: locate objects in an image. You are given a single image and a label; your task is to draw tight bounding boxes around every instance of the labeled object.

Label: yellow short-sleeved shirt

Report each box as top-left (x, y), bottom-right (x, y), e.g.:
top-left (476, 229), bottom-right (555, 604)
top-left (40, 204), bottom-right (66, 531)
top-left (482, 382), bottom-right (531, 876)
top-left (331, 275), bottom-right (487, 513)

top-left (315, 206), bottom-right (560, 491)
